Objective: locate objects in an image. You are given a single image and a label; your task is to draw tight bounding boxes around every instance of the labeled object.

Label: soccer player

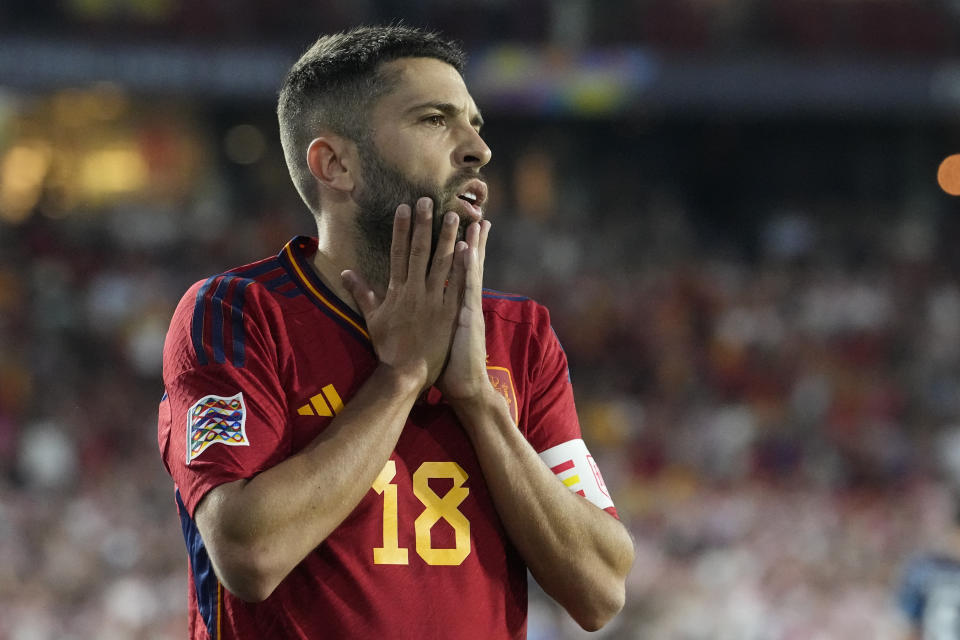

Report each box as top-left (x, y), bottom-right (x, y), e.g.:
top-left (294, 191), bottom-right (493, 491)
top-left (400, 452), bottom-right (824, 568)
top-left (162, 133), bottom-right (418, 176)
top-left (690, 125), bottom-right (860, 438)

top-left (158, 25), bottom-right (634, 639)
top-left (900, 549), bottom-right (960, 639)
top-left (899, 430), bottom-right (960, 639)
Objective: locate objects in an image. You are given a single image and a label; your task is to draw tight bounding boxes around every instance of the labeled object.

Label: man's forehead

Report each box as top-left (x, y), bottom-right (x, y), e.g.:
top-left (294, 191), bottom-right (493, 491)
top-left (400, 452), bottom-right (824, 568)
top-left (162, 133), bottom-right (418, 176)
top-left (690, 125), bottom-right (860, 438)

top-left (378, 57), bottom-right (480, 115)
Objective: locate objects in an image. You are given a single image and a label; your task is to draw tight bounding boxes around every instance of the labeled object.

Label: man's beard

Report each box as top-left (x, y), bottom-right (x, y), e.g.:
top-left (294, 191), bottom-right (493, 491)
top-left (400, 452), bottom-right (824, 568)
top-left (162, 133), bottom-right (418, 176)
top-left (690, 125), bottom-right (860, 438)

top-left (353, 142), bottom-right (479, 290)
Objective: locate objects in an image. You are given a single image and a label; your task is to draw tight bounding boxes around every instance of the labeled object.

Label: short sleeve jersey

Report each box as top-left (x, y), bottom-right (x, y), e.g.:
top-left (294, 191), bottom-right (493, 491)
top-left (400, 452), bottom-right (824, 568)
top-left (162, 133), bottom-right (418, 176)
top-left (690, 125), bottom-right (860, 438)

top-left (158, 236), bottom-right (617, 640)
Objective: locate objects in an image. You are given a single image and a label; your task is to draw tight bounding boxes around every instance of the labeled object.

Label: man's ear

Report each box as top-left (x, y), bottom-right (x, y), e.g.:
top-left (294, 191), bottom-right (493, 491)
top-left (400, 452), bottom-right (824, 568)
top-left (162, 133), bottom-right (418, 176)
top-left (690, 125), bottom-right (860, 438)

top-left (307, 136), bottom-right (356, 192)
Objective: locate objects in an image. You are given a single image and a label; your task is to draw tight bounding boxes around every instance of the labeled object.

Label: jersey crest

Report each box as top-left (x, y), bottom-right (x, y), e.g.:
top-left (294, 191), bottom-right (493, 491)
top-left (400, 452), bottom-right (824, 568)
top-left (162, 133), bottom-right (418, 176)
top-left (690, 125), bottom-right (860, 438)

top-left (187, 392), bottom-right (248, 463)
top-left (486, 366), bottom-right (518, 424)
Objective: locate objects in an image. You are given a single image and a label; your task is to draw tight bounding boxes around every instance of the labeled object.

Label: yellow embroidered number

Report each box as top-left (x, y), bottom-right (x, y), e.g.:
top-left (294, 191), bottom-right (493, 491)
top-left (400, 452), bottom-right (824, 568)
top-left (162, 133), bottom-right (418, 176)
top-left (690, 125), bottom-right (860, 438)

top-left (413, 462), bottom-right (471, 565)
top-left (371, 460), bottom-right (408, 565)
top-left (372, 461), bottom-right (471, 566)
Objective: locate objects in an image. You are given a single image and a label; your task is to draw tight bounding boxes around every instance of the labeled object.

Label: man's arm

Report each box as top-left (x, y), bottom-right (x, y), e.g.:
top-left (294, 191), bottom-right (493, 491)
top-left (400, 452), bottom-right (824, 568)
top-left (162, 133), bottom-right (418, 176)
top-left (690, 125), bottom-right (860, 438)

top-left (193, 201), bottom-right (465, 602)
top-left (440, 221), bottom-right (635, 631)
top-left (452, 391), bottom-right (634, 631)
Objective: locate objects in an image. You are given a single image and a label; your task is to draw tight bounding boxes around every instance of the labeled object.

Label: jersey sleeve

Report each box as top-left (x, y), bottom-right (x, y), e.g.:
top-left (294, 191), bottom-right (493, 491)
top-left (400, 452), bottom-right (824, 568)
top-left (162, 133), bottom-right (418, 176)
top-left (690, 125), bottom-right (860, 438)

top-left (524, 317), bottom-right (580, 451)
top-left (523, 305), bottom-right (618, 517)
top-left (158, 276), bottom-right (290, 516)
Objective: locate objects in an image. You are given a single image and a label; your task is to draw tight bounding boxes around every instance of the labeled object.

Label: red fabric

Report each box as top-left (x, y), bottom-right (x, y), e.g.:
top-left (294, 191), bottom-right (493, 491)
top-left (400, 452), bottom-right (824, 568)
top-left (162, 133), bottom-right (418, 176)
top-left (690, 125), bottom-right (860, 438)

top-left (158, 236), bottom-right (610, 639)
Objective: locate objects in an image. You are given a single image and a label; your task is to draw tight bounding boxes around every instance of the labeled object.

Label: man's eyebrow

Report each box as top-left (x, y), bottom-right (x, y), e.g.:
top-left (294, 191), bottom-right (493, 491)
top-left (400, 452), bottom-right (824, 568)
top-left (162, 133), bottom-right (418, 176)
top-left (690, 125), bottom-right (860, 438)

top-left (406, 101), bottom-right (484, 129)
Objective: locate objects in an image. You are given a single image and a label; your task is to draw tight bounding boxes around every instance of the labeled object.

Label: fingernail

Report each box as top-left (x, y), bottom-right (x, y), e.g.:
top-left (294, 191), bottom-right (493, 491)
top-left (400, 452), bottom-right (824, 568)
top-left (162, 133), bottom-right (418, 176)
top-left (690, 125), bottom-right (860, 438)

top-left (445, 212), bottom-right (458, 225)
top-left (396, 205), bottom-right (410, 219)
top-left (418, 197), bottom-right (432, 210)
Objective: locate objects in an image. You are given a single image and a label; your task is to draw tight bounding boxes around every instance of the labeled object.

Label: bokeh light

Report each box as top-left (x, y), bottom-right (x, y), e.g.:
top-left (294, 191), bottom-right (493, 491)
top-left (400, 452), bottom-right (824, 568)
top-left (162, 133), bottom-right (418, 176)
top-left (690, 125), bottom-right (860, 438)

top-left (937, 154), bottom-right (960, 196)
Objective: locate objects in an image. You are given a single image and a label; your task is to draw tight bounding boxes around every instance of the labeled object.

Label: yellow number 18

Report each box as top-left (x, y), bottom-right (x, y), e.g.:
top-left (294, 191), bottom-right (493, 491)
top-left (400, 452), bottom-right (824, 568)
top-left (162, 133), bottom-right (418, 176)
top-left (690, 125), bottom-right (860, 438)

top-left (371, 460), bottom-right (471, 566)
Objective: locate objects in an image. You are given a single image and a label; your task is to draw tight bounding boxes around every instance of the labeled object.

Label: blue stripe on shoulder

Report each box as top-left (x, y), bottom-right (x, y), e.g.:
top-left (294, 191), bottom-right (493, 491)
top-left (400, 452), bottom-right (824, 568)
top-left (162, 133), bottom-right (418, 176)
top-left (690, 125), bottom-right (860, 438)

top-left (191, 276), bottom-right (219, 366)
top-left (482, 288), bottom-right (529, 302)
top-left (210, 276), bottom-right (234, 365)
top-left (176, 490), bottom-right (219, 639)
top-left (263, 273), bottom-right (291, 291)
top-left (231, 279), bottom-right (253, 367)
top-left (233, 260), bottom-right (278, 279)
top-left (192, 274), bottom-right (255, 368)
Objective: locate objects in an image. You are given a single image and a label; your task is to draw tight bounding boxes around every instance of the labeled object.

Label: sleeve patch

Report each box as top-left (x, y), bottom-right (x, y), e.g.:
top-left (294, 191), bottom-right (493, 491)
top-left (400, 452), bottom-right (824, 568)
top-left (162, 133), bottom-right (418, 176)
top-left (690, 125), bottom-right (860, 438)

top-left (187, 392), bottom-right (249, 464)
top-left (538, 439), bottom-right (614, 511)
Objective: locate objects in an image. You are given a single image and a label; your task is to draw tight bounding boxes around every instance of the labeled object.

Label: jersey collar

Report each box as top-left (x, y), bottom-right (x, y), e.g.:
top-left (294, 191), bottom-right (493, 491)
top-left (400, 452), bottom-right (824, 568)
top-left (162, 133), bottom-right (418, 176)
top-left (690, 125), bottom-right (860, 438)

top-left (278, 236), bottom-right (372, 344)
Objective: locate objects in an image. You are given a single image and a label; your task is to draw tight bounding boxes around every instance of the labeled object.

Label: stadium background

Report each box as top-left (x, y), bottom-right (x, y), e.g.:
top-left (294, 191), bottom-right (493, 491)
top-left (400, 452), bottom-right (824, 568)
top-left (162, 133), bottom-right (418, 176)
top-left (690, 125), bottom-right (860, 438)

top-left (2, 1), bottom-right (960, 637)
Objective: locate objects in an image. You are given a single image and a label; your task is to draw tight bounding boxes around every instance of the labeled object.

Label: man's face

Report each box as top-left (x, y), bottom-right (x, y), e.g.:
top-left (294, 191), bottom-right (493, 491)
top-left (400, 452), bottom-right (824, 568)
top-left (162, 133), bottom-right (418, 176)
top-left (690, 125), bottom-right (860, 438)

top-left (351, 57), bottom-right (492, 282)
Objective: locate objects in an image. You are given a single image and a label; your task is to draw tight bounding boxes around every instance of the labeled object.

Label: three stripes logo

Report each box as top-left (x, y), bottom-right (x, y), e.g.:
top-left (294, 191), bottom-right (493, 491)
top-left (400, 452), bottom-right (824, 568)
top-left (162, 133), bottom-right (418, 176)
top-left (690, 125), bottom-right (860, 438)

top-left (298, 384), bottom-right (344, 417)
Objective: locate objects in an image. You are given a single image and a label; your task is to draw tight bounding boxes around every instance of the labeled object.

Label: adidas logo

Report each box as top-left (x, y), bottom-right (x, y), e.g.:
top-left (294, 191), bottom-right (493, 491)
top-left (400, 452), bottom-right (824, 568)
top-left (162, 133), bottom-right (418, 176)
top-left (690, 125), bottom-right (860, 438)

top-left (297, 384), bottom-right (343, 416)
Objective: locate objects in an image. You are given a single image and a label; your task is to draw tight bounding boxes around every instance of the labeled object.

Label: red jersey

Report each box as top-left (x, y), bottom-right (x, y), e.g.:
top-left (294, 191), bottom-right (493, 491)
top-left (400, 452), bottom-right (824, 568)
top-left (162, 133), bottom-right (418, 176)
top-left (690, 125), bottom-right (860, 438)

top-left (158, 236), bottom-right (616, 640)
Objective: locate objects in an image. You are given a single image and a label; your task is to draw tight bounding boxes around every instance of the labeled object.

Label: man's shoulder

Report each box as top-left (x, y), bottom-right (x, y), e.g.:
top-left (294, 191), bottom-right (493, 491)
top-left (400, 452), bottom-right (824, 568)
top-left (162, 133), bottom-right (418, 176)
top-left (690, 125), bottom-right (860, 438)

top-left (175, 251), bottom-right (304, 316)
top-left (197, 254), bottom-right (291, 298)
top-left (481, 288), bottom-right (550, 327)
top-left (165, 251), bottom-right (304, 354)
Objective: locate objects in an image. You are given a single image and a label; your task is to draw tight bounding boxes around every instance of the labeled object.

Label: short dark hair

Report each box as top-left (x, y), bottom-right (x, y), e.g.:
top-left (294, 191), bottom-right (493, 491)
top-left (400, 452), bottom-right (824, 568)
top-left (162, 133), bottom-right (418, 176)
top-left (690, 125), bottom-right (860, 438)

top-left (277, 25), bottom-right (466, 212)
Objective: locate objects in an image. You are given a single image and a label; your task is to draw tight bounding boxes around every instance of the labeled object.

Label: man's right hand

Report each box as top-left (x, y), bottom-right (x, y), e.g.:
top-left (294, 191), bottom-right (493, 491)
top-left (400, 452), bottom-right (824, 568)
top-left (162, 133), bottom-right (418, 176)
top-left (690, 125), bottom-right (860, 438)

top-left (195, 198), bottom-right (468, 602)
top-left (341, 197), bottom-right (467, 392)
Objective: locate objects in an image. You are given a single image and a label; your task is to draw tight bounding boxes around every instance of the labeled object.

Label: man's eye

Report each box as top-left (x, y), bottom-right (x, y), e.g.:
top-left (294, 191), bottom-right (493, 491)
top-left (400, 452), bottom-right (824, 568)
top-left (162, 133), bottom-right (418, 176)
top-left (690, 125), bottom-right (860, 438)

top-left (424, 115), bottom-right (446, 127)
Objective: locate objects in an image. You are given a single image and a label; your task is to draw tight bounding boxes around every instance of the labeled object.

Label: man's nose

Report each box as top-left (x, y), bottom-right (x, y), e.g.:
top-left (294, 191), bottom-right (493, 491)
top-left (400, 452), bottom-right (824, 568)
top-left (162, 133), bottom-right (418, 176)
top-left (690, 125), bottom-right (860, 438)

top-left (455, 127), bottom-right (492, 168)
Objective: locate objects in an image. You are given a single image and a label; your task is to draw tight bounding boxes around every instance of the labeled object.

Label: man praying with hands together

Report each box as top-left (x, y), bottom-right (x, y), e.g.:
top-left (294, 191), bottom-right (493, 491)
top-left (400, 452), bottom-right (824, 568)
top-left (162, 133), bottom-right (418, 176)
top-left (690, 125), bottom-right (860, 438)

top-left (158, 24), bottom-right (634, 640)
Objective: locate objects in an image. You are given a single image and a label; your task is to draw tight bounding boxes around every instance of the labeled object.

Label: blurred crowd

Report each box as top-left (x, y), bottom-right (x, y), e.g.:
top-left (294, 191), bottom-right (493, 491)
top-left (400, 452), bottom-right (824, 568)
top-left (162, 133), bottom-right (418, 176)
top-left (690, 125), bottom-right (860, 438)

top-left (4, 0), bottom-right (960, 57)
top-left (503, 197), bottom-right (960, 638)
top-left (3, 1), bottom-right (960, 633)
top-left (485, 132), bottom-right (960, 636)
top-left (1, 103), bottom-right (958, 638)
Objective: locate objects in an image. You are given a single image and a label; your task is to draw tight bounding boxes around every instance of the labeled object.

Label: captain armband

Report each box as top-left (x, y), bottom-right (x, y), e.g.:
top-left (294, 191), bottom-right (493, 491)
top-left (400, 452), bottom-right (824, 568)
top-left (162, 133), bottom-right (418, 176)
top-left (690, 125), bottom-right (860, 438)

top-left (538, 439), bottom-right (614, 511)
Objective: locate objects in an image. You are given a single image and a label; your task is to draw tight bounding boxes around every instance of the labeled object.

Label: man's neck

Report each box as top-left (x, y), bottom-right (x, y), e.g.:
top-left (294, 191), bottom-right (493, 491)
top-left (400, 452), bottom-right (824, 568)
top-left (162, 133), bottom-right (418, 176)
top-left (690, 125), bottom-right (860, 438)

top-left (312, 218), bottom-right (386, 313)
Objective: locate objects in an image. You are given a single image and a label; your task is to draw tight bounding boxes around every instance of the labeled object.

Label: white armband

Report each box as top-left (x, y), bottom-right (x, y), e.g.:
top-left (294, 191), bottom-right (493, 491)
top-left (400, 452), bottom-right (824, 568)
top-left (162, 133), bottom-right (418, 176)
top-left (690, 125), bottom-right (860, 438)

top-left (538, 439), bottom-right (614, 511)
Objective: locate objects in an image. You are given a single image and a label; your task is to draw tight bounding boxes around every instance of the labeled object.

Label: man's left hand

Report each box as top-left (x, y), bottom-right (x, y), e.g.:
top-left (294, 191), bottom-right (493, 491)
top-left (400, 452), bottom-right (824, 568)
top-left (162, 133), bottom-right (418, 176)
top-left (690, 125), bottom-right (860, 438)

top-left (437, 220), bottom-right (493, 406)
